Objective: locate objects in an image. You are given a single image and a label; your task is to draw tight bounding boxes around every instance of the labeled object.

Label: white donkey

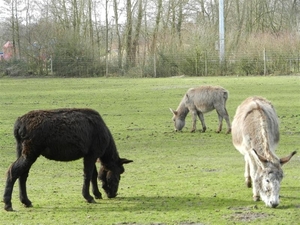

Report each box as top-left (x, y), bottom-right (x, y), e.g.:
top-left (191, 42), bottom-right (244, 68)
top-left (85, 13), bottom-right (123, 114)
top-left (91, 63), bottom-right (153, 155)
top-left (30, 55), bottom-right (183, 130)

top-left (170, 85), bottom-right (231, 133)
top-left (232, 96), bottom-right (296, 208)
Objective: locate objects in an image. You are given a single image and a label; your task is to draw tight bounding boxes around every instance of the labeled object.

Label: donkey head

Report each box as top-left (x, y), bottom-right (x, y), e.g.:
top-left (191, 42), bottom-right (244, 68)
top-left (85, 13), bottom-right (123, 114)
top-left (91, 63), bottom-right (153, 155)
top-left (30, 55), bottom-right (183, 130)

top-left (170, 108), bottom-right (185, 131)
top-left (253, 149), bottom-right (296, 208)
top-left (98, 158), bottom-right (133, 198)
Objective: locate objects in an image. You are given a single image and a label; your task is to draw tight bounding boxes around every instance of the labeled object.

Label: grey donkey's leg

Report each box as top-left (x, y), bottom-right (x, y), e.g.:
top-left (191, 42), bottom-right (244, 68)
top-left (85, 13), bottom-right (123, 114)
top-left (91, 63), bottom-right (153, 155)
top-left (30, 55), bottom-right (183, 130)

top-left (215, 107), bottom-right (231, 134)
top-left (197, 111), bottom-right (206, 132)
top-left (216, 112), bottom-right (223, 133)
top-left (190, 110), bottom-right (198, 132)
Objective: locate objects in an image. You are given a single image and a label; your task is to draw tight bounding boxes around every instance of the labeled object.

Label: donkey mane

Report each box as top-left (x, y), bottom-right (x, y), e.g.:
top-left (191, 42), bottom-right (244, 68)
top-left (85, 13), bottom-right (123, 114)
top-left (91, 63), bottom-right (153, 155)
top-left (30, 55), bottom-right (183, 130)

top-left (244, 100), bottom-right (278, 164)
top-left (175, 97), bottom-right (190, 118)
top-left (99, 136), bottom-right (121, 169)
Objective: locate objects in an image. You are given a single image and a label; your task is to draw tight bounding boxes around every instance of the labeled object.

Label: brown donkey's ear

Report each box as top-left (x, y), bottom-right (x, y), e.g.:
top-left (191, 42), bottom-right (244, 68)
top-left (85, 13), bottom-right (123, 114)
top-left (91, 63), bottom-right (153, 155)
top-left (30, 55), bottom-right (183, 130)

top-left (120, 158), bottom-right (133, 164)
top-left (280, 151), bottom-right (297, 165)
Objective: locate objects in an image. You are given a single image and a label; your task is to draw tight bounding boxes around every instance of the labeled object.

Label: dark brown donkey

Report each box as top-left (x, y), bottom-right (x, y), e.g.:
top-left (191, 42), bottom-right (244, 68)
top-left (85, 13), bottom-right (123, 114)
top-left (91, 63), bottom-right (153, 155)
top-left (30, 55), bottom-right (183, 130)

top-left (3, 108), bottom-right (133, 211)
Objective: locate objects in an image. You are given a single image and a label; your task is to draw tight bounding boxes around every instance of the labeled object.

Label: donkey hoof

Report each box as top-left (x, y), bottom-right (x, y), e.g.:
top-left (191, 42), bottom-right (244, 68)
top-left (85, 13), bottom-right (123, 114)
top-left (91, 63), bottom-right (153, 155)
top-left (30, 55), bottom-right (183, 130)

top-left (87, 198), bottom-right (96, 204)
top-left (245, 180), bottom-right (252, 188)
top-left (22, 199), bottom-right (33, 208)
top-left (253, 196), bottom-right (260, 202)
top-left (24, 203), bottom-right (33, 208)
top-left (4, 205), bottom-right (14, 211)
top-left (94, 195), bottom-right (102, 199)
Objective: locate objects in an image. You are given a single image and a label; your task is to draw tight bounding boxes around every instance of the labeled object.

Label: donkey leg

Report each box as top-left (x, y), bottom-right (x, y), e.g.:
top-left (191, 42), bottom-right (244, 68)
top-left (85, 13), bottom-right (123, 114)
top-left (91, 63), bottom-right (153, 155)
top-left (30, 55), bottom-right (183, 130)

top-left (216, 107), bottom-right (231, 134)
top-left (247, 156), bottom-right (260, 201)
top-left (3, 156), bottom-right (35, 211)
top-left (197, 111), bottom-right (206, 132)
top-left (216, 112), bottom-right (223, 133)
top-left (190, 111), bottom-right (198, 132)
top-left (223, 108), bottom-right (231, 134)
top-left (3, 168), bottom-right (18, 211)
top-left (17, 141), bottom-right (37, 208)
top-left (91, 165), bottom-right (102, 199)
top-left (19, 168), bottom-right (33, 207)
top-left (244, 156), bottom-right (251, 188)
top-left (82, 157), bottom-right (97, 203)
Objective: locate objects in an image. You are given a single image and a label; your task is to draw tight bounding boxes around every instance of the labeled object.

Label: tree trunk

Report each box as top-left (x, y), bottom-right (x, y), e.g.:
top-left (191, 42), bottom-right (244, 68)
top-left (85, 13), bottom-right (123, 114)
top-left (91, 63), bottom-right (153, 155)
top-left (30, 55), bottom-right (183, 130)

top-left (131, 0), bottom-right (143, 67)
top-left (113, 0), bottom-right (123, 74)
top-left (150, 0), bottom-right (162, 54)
top-left (125, 0), bottom-right (133, 69)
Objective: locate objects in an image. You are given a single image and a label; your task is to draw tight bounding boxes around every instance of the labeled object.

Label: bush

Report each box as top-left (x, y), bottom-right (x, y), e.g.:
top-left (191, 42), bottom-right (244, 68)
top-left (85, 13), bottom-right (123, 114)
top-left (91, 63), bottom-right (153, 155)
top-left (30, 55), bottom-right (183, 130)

top-left (0, 60), bottom-right (28, 77)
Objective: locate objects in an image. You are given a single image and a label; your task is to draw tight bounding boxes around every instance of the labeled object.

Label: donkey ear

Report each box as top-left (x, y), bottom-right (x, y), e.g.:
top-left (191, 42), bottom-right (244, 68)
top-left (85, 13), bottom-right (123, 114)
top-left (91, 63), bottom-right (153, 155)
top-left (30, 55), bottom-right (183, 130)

top-left (252, 149), bottom-right (268, 163)
top-left (120, 158), bottom-right (133, 164)
top-left (169, 108), bottom-right (177, 115)
top-left (280, 151), bottom-right (297, 165)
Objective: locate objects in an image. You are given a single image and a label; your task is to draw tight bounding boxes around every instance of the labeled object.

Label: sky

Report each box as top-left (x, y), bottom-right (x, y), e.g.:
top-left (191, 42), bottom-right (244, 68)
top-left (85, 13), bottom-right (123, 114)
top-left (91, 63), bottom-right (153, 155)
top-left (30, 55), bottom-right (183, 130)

top-left (0, 0), bottom-right (126, 23)
top-left (0, 1), bottom-right (10, 20)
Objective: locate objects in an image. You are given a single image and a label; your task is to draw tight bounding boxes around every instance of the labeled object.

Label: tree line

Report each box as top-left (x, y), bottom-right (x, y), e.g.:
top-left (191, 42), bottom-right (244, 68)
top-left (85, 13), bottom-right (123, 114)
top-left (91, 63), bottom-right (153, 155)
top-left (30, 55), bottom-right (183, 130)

top-left (0, 0), bottom-right (299, 77)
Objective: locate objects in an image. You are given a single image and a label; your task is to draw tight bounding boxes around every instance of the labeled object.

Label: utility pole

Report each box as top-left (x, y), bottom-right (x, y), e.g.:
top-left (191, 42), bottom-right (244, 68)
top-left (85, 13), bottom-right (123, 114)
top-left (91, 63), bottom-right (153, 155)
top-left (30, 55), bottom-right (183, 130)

top-left (105, 0), bottom-right (109, 77)
top-left (219, 0), bottom-right (225, 64)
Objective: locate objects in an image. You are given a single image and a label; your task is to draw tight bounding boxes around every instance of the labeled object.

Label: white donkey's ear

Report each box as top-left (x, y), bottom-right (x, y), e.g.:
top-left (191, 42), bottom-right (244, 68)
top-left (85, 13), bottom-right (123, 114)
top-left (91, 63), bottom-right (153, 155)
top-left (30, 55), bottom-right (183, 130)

top-left (169, 108), bottom-right (177, 115)
top-left (252, 149), bottom-right (268, 164)
top-left (280, 151), bottom-right (297, 165)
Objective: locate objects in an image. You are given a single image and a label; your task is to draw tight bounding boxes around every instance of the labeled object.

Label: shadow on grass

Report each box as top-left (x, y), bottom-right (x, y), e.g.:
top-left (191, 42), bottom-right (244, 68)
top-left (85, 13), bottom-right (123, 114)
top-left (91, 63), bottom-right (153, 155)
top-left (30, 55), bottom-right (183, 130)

top-left (28, 195), bottom-right (253, 213)
top-left (11, 190), bottom-right (299, 212)
top-left (108, 195), bottom-right (250, 212)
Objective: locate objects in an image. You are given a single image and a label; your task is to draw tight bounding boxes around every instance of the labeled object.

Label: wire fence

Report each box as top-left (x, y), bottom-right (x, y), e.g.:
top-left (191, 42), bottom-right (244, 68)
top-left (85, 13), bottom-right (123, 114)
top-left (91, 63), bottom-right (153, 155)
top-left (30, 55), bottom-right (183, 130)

top-left (1, 48), bottom-right (300, 77)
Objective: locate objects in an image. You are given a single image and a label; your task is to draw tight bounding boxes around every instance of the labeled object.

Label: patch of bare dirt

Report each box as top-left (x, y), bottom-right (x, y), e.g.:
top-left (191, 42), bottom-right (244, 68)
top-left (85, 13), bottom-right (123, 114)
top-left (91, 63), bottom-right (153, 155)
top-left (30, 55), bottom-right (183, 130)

top-left (227, 206), bottom-right (269, 222)
top-left (230, 211), bottom-right (269, 222)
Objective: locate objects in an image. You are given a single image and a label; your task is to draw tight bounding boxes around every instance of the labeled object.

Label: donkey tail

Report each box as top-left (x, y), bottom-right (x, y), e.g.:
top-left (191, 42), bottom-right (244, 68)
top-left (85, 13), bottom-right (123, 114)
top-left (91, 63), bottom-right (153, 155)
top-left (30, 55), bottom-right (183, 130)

top-left (13, 118), bottom-right (27, 157)
top-left (223, 90), bottom-right (229, 101)
top-left (13, 118), bottom-right (25, 141)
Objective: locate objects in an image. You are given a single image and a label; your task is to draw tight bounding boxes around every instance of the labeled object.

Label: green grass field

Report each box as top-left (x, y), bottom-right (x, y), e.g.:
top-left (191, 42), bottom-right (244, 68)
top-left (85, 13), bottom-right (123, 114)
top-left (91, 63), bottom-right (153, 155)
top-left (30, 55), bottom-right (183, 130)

top-left (0, 76), bottom-right (299, 225)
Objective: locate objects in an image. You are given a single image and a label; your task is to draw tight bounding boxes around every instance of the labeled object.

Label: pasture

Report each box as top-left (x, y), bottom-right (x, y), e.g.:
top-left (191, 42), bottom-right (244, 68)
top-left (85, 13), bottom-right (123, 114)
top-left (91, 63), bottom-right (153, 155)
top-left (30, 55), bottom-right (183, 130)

top-left (0, 76), bottom-right (299, 224)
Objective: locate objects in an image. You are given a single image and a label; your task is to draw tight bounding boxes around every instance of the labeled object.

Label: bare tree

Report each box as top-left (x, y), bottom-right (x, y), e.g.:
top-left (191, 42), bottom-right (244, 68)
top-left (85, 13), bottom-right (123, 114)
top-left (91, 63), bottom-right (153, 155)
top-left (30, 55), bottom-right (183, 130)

top-left (131, 0), bottom-right (143, 66)
top-left (113, 0), bottom-right (123, 73)
top-left (125, 0), bottom-right (133, 69)
top-left (150, 0), bottom-right (162, 54)
top-left (10, 0), bottom-right (20, 59)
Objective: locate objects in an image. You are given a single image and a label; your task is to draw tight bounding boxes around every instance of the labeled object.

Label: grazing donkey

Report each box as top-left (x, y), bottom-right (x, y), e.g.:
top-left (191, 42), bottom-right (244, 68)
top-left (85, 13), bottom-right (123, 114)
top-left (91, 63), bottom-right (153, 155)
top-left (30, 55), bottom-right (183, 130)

top-left (170, 85), bottom-right (231, 133)
top-left (3, 108), bottom-right (133, 211)
top-left (232, 96), bottom-right (296, 208)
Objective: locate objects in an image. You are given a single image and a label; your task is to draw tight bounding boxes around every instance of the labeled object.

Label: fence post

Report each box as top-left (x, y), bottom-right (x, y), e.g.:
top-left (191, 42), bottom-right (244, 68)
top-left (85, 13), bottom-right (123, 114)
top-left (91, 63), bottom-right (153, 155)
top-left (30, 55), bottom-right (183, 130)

top-left (297, 52), bottom-right (299, 72)
top-left (50, 56), bottom-right (53, 75)
top-left (153, 53), bottom-right (156, 78)
top-left (204, 50), bottom-right (208, 76)
top-left (195, 53), bottom-right (198, 76)
top-left (263, 48), bottom-right (267, 76)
